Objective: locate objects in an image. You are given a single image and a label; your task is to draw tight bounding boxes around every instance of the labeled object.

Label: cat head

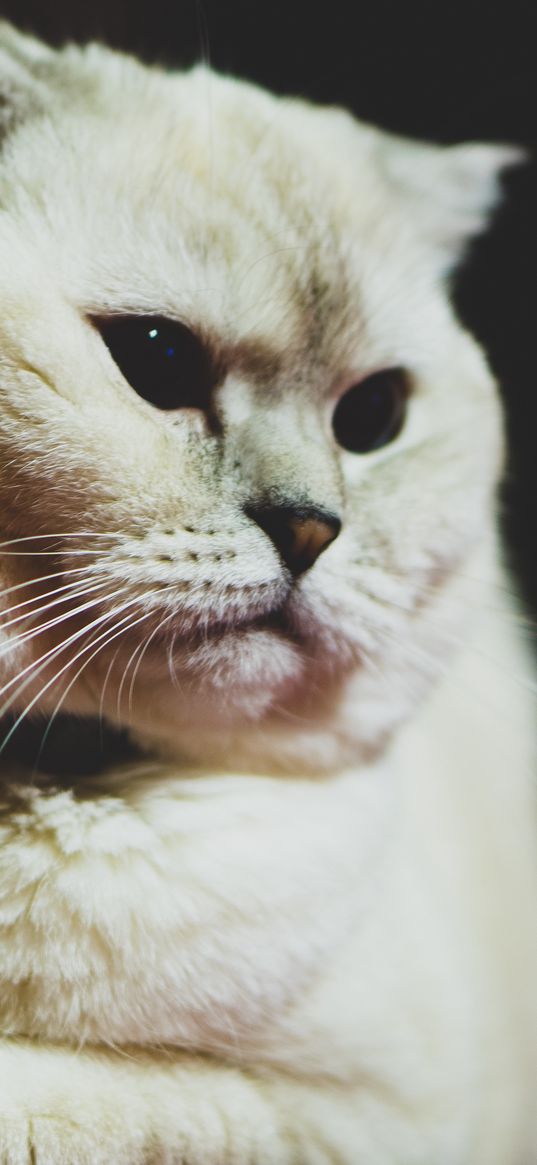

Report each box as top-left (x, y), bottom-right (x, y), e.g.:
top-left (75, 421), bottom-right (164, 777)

top-left (0, 25), bottom-right (519, 774)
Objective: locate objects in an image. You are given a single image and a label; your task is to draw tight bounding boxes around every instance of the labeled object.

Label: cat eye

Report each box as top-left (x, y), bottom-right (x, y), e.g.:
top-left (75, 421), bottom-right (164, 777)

top-left (332, 368), bottom-right (408, 454)
top-left (96, 315), bottom-right (214, 411)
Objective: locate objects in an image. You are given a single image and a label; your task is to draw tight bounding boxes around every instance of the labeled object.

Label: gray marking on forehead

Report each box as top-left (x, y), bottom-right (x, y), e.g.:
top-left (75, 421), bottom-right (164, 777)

top-left (223, 337), bottom-right (283, 384)
top-left (282, 234), bottom-right (359, 372)
top-left (0, 73), bottom-right (48, 149)
top-left (186, 121), bottom-right (360, 365)
top-left (255, 185), bottom-right (359, 363)
top-left (228, 205), bottom-right (357, 374)
top-left (0, 90), bottom-right (21, 143)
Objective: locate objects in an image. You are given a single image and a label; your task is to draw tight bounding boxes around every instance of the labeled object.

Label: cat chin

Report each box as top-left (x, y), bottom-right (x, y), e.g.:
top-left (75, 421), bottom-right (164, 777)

top-left (98, 625), bottom-right (308, 744)
top-left (116, 620), bottom-right (374, 772)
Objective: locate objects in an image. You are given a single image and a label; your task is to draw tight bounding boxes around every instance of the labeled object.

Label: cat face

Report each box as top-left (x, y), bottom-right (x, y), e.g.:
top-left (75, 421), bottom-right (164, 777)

top-left (0, 26), bottom-right (514, 773)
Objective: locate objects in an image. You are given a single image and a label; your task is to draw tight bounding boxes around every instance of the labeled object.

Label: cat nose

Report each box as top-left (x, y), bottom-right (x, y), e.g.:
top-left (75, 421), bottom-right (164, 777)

top-left (246, 504), bottom-right (341, 576)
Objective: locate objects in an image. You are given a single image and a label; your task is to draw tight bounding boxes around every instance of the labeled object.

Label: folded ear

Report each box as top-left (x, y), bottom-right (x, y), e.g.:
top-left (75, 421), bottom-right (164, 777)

top-left (380, 133), bottom-right (526, 272)
top-left (1, 22), bottom-right (54, 138)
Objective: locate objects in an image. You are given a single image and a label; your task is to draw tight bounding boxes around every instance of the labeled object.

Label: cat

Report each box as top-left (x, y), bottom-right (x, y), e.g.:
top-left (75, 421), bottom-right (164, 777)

top-left (1, 20), bottom-right (537, 1165)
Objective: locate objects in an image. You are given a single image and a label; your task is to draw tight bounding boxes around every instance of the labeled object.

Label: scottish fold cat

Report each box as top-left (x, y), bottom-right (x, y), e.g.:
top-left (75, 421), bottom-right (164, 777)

top-left (1, 22), bottom-right (536, 1164)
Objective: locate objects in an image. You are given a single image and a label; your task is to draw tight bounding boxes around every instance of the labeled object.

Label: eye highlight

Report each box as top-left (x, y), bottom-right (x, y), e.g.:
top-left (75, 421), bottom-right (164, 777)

top-left (96, 316), bottom-right (214, 411)
top-left (332, 368), bottom-right (409, 454)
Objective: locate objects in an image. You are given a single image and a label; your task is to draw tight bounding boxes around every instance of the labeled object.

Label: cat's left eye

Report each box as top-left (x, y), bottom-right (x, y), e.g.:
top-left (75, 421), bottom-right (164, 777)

top-left (332, 368), bottom-right (409, 454)
top-left (96, 315), bottom-right (213, 411)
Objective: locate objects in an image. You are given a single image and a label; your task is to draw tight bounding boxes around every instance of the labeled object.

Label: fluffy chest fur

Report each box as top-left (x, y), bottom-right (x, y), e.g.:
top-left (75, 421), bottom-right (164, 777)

top-left (1, 22), bottom-right (537, 1165)
top-left (0, 765), bottom-right (391, 1048)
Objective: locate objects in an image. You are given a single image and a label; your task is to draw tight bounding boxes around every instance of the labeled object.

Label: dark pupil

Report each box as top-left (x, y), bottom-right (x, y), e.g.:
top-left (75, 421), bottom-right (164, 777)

top-left (97, 316), bottom-right (213, 410)
top-left (332, 369), bottom-right (407, 454)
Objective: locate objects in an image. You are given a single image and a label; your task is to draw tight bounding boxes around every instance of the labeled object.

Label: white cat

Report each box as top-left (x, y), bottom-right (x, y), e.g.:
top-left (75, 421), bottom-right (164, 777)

top-left (1, 22), bottom-right (536, 1165)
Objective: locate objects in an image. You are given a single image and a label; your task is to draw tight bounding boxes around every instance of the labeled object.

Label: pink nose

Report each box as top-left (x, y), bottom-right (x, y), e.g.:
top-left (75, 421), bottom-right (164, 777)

top-left (247, 505), bottom-right (341, 576)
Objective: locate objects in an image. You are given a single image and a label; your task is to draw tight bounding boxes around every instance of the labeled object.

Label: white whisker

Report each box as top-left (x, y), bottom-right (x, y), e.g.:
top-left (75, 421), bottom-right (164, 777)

top-left (115, 624), bottom-right (156, 720)
top-left (167, 629), bottom-right (181, 693)
top-left (0, 565), bottom-right (96, 603)
top-left (98, 646), bottom-right (123, 729)
top-left (0, 584), bottom-right (127, 663)
top-left (0, 588), bottom-right (132, 714)
top-left (0, 603), bottom-right (145, 757)
top-left (0, 532), bottom-right (116, 549)
top-left (0, 548), bottom-right (109, 557)
top-left (32, 605), bottom-right (168, 766)
top-left (0, 576), bottom-right (106, 630)
top-left (126, 609), bottom-right (178, 715)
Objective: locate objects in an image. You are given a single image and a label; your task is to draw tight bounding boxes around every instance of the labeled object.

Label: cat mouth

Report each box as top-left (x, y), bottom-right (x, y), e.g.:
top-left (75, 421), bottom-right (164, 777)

top-left (137, 602), bottom-right (291, 650)
top-left (125, 574), bottom-right (295, 645)
top-left (36, 572), bottom-right (294, 661)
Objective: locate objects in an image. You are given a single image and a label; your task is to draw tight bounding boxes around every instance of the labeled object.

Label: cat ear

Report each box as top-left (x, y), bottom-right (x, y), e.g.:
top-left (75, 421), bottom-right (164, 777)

top-left (381, 135), bottom-right (525, 270)
top-left (0, 22), bottom-right (54, 137)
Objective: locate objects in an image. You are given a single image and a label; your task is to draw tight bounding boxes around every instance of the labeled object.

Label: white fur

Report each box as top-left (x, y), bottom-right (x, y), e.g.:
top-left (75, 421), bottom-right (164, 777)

top-left (1, 24), bottom-right (536, 1164)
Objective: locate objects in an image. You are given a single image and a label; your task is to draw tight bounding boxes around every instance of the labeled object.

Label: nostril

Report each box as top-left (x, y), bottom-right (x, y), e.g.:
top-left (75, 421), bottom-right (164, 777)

top-left (246, 503), bottom-right (341, 577)
top-left (287, 512), bottom-right (341, 573)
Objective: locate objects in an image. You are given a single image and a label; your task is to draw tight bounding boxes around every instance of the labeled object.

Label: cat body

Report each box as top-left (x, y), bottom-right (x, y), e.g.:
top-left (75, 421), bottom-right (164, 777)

top-left (0, 24), bottom-right (536, 1163)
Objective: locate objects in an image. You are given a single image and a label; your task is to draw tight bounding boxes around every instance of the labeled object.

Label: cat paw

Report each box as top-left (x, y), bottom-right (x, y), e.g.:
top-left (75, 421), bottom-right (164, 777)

top-left (0, 1045), bottom-right (290, 1165)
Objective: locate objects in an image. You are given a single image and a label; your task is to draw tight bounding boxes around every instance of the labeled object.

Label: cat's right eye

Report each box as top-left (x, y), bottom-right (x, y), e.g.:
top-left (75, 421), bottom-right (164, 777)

top-left (96, 316), bottom-right (214, 411)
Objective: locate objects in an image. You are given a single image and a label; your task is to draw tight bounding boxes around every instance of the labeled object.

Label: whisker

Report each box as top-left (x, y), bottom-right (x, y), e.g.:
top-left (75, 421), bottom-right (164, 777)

top-left (0, 532), bottom-right (117, 549)
top-left (0, 576), bottom-right (106, 629)
top-left (98, 646), bottom-right (123, 731)
top-left (358, 573), bottom-right (537, 639)
top-left (370, 598), bottom-right (537, 701)
top-left (32, 605), bottom-right (168, 768)
top-left (0, 603), bottom-right (148, 758)
top-left (416, 568), bottom-right (537, 622)
top-left (0, 548), bottom-right (109, 557)
top-left (126, 609), bottom-right (178, 716)
top-left (347, 561), bottom-right (537, 635)
top-left (167, 629), bottom-right (182, 693)
top-left (0, 588), bottom-right (132, 711)
top-left (0, 565), bottom-right (97, 603)
top-left (115, 625), bottom-right (156, 719)
top-left (0, 583), bottom-right (122, 664)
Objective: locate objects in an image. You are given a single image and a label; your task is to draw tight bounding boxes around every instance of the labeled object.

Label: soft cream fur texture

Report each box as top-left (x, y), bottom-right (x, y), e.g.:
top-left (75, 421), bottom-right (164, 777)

top-left (1, 23), bottom-right (537, 1164)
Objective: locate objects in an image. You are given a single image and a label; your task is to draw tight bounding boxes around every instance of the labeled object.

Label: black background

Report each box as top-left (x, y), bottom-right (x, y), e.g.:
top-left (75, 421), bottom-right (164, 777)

top-left (2, 0), bottom-right (536, 607)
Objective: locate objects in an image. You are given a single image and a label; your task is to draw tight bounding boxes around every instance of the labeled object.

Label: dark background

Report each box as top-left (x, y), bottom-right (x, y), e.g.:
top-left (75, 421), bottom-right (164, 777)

top-left (2, 0), bottom-right (536, 607)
